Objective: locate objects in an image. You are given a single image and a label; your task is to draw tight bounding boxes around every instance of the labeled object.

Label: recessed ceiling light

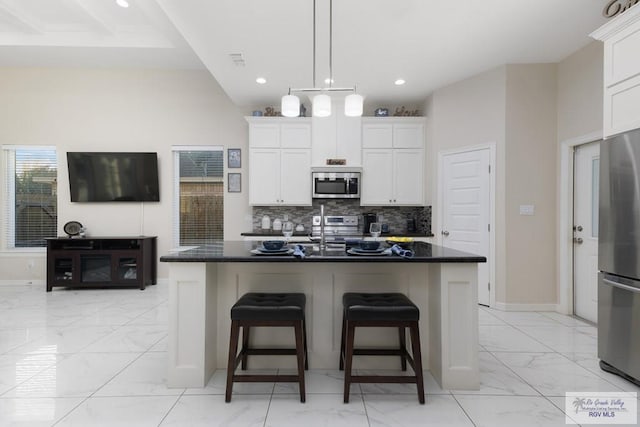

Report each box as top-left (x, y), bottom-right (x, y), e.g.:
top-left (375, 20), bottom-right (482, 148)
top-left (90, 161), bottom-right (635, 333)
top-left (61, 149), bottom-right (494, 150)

top-left (256, 77), bottom-right (267, 84)
top-left (115, 0), bottom-right (129, 8)
top-left (395, 79), bottom-right (406, 86)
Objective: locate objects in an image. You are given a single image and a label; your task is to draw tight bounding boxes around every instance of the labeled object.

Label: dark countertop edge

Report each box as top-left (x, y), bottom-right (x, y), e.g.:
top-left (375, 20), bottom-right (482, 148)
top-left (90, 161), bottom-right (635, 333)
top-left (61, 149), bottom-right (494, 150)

top-left (47, 236), bottom-right (157, 240)
top-left (160, 256), bottom-right (485, 263)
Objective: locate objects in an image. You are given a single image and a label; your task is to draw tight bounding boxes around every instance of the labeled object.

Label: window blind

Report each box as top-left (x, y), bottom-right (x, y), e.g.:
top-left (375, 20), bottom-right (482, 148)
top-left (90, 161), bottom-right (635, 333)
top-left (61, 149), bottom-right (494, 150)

top-left (2, 146), bottom-right (57, 249)
top-left (172, 146), bottom-right (224, 247)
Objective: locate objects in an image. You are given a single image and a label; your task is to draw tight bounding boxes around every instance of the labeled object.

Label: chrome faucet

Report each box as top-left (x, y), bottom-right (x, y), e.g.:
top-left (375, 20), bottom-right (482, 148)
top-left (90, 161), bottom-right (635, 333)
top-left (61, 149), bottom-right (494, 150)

top-left (319, 203), bottom-right (325, 250)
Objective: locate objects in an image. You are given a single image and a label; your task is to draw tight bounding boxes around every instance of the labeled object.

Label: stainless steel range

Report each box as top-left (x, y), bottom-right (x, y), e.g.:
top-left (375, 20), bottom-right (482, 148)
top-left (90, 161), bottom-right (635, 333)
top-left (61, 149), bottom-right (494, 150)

top-left (311, 215), bottom-right (360, 240)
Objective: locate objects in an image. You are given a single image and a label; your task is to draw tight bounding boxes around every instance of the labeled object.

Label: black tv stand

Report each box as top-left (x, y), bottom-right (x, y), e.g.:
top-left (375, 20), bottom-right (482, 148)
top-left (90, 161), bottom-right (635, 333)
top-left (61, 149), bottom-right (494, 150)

top-left (46, 236), bottom-right (157, 292)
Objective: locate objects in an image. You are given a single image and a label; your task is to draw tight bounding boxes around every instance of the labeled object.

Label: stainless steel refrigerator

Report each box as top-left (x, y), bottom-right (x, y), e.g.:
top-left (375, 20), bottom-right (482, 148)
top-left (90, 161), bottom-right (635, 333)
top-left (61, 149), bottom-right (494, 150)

top-left (598, 127), bottom-right (640, 385)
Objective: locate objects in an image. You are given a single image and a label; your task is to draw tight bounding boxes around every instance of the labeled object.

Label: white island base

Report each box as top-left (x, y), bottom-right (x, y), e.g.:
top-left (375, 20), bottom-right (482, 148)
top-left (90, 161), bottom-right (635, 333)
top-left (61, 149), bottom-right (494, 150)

top-left (166, 261), bottom-right (479, 391)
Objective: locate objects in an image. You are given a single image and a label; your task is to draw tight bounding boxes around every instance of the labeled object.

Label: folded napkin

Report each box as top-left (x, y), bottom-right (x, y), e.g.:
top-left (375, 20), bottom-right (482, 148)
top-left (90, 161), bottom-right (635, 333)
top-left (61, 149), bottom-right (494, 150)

top-left (390, 244), bottom-right (414, 259)
top-left (293, 244), bottom-right (306, 259)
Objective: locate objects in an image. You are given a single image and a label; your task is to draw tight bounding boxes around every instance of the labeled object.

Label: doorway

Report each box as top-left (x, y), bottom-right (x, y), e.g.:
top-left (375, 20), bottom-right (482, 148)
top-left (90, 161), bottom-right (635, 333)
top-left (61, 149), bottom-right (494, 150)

top-left (573, 141), bottom-right (600, 323)
top-left (438, 144), bottom-right (495, 306)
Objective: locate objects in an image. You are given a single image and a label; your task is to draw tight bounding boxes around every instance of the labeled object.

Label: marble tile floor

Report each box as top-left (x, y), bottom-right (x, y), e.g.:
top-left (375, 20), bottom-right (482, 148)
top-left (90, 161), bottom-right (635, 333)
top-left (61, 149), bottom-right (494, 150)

top-left (0, 283), bottom-right (638, 426)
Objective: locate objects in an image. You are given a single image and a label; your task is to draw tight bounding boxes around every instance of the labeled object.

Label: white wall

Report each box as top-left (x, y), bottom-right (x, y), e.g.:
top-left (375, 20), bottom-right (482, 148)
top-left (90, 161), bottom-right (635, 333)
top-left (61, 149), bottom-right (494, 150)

top-left (430, 64), bottom-right (560, 307)
top-left (429, 66), bottom-right (508, 303)
top-left (557, 41), bottom-right (603, 143)
top-left (505, 64), bottom-right (558, 305)
top-left (0, 67), bottom-right (250, 281)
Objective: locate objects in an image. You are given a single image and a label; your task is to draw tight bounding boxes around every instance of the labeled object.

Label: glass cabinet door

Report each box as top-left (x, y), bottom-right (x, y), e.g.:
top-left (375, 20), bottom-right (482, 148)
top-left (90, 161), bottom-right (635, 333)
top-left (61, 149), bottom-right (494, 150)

top-left (117, 255), bottom-right (139, 281)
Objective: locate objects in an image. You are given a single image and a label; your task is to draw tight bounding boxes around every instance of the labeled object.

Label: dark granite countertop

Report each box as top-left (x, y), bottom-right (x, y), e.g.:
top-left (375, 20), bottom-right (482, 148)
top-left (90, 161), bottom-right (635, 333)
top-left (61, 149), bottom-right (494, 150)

top-left (160, 241), bottom-right (485, 263)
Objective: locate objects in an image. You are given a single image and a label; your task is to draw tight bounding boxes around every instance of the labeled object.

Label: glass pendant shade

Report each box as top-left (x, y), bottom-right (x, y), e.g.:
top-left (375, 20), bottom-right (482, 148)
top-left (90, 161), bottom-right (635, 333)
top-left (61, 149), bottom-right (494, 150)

top-left (281, 94), bottom-right (300, 117)
top-left (313, 94), bottom-right (331, 117)
top-left (344, 93), bottom-right (363, 117)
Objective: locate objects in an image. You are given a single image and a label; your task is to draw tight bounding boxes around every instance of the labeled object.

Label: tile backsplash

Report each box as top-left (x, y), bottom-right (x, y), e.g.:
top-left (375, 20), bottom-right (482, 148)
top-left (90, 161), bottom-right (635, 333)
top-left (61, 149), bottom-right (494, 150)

top-left (252, 200), bottom-right (431, 235)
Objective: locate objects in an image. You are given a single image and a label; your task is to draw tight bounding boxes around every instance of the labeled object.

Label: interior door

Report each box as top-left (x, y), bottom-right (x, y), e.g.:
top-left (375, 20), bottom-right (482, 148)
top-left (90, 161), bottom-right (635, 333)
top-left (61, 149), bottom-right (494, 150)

top-left (573, 141), bottom-right (600, 323)
top-left (441, 148), bottom-right (491, 306)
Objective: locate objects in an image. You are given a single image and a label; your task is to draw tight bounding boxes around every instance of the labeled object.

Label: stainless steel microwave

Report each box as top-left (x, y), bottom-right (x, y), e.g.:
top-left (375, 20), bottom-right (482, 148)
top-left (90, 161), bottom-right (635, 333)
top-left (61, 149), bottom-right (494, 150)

top-left (312, 171), bottom-right (361, 199)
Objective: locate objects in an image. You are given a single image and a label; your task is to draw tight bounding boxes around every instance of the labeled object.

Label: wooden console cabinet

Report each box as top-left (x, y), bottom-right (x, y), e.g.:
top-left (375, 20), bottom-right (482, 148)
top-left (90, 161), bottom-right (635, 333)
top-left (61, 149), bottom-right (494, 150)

top-left (46, 236), bottom-right (157, 292)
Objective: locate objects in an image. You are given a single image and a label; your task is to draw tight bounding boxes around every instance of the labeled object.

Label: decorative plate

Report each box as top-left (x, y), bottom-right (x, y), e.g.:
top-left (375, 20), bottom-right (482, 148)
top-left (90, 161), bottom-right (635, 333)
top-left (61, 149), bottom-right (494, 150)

top-left (347, 248), bottom-right (390, 256)
top-left (63, 221), bottom-right (83, 237)
top-left (250, 248), bottom-right (294, 256)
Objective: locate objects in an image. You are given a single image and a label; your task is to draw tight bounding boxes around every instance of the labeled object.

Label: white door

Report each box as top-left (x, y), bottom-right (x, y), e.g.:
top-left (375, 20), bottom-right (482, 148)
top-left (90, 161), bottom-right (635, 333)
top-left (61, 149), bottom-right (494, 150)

top-left (573, 141), bottom-right (600, 323)
top-left (441, 148), bottom-right (491, 306)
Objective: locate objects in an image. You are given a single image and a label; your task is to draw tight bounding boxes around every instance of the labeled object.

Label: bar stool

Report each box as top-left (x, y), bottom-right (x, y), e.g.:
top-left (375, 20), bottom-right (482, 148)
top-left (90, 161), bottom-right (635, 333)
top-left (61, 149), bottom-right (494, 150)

top-left (340, 292), bottom-right (425, 404)
top-left (225, 292), bottom-right (308, 403)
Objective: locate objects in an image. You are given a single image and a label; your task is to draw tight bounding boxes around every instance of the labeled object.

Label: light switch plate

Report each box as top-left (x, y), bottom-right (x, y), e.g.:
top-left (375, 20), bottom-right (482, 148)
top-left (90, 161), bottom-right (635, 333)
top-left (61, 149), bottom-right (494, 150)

top-left (519, 205), bottom-right (535, 215)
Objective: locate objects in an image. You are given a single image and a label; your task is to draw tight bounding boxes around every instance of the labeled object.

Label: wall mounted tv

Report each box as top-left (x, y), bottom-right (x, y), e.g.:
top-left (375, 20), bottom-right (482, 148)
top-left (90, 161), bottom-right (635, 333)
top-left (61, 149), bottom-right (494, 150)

top-left (67, 152), bottom-right (160, 202)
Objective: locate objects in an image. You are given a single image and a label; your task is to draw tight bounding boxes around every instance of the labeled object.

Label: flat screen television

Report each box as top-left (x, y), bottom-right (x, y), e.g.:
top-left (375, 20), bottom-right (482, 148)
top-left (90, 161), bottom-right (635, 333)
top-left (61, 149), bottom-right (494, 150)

top-left (67, 152), bottom-right (160, 202)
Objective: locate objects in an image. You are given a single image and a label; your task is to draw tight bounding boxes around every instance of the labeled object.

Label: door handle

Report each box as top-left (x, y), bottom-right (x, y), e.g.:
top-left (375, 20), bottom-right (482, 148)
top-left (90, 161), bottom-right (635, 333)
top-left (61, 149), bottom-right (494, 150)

top-left (442, 230), bottom-right (450, 236)
top-left (573, 237), bottom-right (583, 244)
top-left (573, 225), bottom-right (583, 232)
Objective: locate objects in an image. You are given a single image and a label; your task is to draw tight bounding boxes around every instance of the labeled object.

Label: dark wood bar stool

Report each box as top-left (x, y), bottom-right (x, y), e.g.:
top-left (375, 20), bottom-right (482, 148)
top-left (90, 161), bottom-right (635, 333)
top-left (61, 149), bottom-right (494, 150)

top-left (340, 292), bottom-right (425, 404)
top-left (225, 292), bottom-right (308, 403)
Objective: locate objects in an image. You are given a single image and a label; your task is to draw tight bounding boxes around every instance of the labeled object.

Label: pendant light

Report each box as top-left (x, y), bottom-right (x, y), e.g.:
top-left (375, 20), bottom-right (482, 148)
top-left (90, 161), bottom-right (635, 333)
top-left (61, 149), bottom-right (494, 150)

top-left (281, 92), bottom-right (300, 118)
top-left (280, 0), bottom-right (362, 118)
top-left (344, 93), bottom-right (363, 117)
top-left (313, 94), bottom-right (331, 117)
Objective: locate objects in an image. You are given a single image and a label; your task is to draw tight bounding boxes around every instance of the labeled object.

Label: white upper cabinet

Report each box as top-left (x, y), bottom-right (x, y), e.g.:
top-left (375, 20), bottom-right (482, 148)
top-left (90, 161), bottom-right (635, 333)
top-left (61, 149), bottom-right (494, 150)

top-left (247, 117), bottom-right (312, 206)
top-left (361, 150), bottom-right (394, 204)
top-left (362, 123), bottom-right (393, 148)
top-left (362, 117), bottom-right (425, 148)
top-left (591, 7), bottom-right (640, 136)
top-left (311, 99), bottom-right (362, 166)
top-left (249, 122), bottom-right (280, 148)
top-left (360, 117), bottom-right (425, 206)
top-left (281, 123), bottom-right (312, 148)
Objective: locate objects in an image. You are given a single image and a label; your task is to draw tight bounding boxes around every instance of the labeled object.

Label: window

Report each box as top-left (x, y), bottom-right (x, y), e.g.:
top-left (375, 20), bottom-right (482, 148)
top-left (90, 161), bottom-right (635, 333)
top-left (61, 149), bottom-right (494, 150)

top-left (172, 146), bottom-right (224, 247)
top-left (3, 146), bottom-right (57, 249)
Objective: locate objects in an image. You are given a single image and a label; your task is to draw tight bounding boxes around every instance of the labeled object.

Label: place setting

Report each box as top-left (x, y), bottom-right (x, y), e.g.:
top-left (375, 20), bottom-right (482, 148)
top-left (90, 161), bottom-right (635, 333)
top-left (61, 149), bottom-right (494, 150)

top-left (251, 239), bottom-right (294, 255)
top-left (346, 223), bottom-right (415, 258)
top-left (251, 222), bottom-right (307, 258)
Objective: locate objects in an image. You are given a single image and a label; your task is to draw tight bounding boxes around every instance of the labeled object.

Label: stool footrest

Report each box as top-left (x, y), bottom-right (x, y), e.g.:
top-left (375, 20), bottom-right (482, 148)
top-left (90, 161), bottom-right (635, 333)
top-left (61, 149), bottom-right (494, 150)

top-left (233, 375), bottom-right (300, 383)
top-left (353, 348), bottom-right (410, 356)
top-left (349, 375), bottom-right (418, 384)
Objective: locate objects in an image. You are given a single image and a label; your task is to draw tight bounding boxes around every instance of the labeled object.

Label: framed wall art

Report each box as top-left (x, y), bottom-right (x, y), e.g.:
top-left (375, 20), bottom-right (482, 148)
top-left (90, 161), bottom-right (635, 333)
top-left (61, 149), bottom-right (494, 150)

top-left (228, 173), bottom-right (241, 193)
top-left (228, 148), bottom-right (241, 168)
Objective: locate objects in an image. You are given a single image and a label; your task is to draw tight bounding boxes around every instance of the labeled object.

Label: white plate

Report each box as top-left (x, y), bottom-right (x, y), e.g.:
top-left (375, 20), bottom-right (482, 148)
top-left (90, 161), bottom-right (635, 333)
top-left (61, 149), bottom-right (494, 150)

top-left (257, 246), bottom-right (289, 253)
top-left (347, 248), bottom-right (390, 256)
top-left (251, 248), bottom-right (294, 256)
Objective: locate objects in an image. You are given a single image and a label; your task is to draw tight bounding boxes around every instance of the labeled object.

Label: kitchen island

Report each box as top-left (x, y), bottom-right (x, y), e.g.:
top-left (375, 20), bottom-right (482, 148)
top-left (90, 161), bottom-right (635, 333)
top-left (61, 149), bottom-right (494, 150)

top-left (160, 241), bottom-right (485, 391)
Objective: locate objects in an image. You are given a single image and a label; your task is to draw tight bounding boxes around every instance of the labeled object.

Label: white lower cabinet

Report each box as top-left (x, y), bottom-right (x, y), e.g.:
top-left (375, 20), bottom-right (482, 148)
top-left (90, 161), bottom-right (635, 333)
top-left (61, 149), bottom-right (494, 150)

top-left (361, 149), bottom-right (424, 206)
top-left (249, 149), bottom-right (311, 206)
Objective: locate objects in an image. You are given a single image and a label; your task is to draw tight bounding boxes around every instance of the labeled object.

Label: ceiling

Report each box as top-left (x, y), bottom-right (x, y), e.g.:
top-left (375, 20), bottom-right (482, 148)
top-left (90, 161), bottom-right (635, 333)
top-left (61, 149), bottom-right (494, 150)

top-left (0, 0), bottom-right (610, 110)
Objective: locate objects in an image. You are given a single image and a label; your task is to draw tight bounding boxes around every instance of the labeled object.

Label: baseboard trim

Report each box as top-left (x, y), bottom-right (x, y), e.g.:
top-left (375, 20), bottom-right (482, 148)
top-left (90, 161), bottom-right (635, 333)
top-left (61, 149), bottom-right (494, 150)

top-left (0, 279), bottom-right (45, 286)
top-left (0, 278), bottom-right (167, 287)
top-left (492, 302), bottom-right (559, 312)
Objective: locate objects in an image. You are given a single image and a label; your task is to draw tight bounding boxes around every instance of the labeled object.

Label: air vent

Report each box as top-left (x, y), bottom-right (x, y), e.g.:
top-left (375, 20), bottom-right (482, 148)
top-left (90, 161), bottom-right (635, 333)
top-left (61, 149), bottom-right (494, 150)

top-left (229, 53), bottom-right (245, 67)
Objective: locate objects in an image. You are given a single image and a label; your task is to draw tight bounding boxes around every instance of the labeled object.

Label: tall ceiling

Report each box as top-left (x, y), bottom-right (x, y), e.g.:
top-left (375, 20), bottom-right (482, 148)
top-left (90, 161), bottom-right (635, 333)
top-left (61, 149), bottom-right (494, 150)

top-left (0, 0), bottom-right (610, 109)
